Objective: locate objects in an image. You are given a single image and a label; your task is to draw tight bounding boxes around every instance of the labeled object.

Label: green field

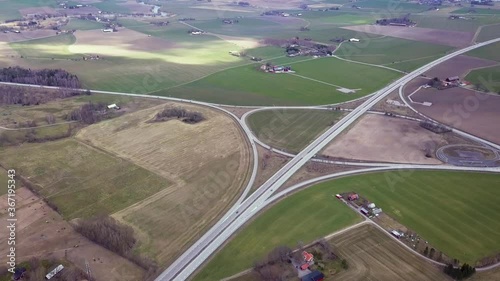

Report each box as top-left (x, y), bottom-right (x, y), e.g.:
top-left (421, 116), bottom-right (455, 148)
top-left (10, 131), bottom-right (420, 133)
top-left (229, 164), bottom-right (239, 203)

top-left (9, 34), bottom-right (80, 59)
top-left (93, 0), bottom-right (130, 13)
top-left (248, 109), bottom-right (344, 153)
top-left (477, 23), bottom-right (500, 42)
top-left (159, 57), bottom-right (401, 106)
top-left (412, 15), bottom-right (500, 32)
top-left (4, 22), bottom-right (248, 93)
top-left (65, 19), bottom-right (104, 30)
top-left (195, 170), bottom-right (500, 280)
top-left (336, 36), bottom-right (452, 70)
top-left (452, 7), bottom-right (500, 15)
top-left (0, 139), bottom-right (171, 219)
top-left (467, 42), bottom-right (500, 62)
top-left (0, 0), bottom-right (58, 22)
top-left (193, 180), bottom-right (362, 281)
top-left (465, 65), bottom-right (500, 93)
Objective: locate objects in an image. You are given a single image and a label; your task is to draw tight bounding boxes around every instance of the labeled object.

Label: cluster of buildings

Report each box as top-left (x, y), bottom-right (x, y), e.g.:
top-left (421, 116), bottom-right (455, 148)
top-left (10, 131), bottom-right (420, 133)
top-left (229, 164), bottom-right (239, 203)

top-left (260, 65), bottom-right (293, 73)
top-left (336, 193), bottom-right (383, 217)
top-left (428, 76), bottom-right (469, 90)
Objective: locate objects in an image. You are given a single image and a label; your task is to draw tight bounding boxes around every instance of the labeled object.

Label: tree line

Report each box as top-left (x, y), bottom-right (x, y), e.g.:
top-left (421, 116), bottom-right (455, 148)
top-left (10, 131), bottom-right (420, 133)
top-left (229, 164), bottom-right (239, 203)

top-left (0, 66), bottom-right (81, 88)
top-left (444, 263), bottom-right (476, 280)
top-left (74, 215), bottom-right (158, 280)
top-left (154, 107), bottom-right (205, 124)
top-left (66, 102), bottom-right (121, 125)
top-left (0, 84), bottom-right (88, 106)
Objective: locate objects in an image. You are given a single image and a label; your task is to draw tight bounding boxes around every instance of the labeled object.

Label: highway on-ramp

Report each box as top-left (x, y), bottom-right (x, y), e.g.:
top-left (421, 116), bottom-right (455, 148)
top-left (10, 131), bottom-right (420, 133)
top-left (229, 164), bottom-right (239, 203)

top-left (155, 38), bottom-right (500, 281)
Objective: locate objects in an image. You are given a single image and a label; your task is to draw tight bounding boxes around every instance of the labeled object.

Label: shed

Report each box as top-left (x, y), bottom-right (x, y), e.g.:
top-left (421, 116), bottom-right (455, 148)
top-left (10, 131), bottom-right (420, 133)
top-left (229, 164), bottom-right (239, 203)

top-left (391, 230), bottom-right (402, 238)
top-left (46, 264), bottom-right (64, 280)
top-left (360, 207), bottom-right (369, 216)
top-left (300, 263), bottom-right (309, 270)
top-left (372, 208), bottom-right (383, 214)
top-left (367, 203), bottom-right (376, 209)
top-left (301, 270), bottom-right (325, 281)
top-left (107, 103), bottom-right (120, 110)
top-left (446, 76), bottom-right (459, 82)
top-left (349, 38), bottom-right (360, 42)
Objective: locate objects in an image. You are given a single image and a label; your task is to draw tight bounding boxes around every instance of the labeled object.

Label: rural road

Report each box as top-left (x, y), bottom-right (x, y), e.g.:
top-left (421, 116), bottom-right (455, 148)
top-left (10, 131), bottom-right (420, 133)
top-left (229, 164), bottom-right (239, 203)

top-left (156, 38), bottom-right (500, 281)
top-left (2, 37), bottom-right (499, 281)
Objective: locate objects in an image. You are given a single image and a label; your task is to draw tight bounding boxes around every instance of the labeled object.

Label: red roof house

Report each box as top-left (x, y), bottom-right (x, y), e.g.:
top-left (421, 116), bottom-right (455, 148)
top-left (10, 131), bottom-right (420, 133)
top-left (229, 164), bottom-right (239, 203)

top-left (302, 251), bottom-right (314, 263)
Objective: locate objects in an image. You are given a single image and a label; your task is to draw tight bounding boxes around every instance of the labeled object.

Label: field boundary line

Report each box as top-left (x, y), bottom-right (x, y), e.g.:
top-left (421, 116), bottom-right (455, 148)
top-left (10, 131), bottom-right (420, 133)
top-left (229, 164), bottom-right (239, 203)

top-left (332, 55), bottom-right (407, 74)
top-left (287, 73), bottom-right (346, 89)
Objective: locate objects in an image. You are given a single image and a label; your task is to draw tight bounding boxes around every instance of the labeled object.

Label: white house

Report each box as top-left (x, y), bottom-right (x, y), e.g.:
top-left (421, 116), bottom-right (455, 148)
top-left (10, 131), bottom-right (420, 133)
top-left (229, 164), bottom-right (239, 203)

top-left (349, 38), bottom-right (360, 42)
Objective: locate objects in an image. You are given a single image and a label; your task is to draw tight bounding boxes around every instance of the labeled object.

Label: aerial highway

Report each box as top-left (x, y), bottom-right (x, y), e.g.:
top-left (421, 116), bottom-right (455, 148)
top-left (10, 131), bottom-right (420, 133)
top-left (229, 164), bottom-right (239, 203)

top-left (1, 38), bottom-right (499, 281)
top-left (156, 38), bottom-right (500, 281)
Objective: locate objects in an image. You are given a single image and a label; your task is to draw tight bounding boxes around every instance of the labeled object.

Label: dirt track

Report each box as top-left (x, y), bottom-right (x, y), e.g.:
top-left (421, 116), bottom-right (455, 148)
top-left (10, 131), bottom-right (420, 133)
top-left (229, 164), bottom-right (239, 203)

top-left (342, 25), bottom-right (474, 47)
top-left (322, 114), bottom-right (445, 164)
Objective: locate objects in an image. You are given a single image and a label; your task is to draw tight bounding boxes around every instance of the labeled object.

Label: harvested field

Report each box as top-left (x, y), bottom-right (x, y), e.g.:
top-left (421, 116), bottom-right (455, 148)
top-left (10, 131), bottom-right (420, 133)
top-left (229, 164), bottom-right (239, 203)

top-left (329, 224), bottom-right (450, 281)
top-left (323, 114), bottom-right (446, 164)
top-left (0, 139), bottom-right (173, 219)
top-left (0, 187), bottom-right (145, 281)
top-left (424, 54), bottom-right (499, 80)
top-left (341, 25), bottom-right (473, 48)
top-left (406, 85), bottom-right (500, 144)
top-left (77, 102), bottom-right (252, 265)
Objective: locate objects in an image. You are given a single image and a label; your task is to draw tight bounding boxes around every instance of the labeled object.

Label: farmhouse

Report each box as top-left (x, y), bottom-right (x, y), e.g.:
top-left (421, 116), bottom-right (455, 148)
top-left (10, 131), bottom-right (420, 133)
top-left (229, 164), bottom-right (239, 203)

top-left (348, 193), bottom-right (359, 201)
top-left (301, 270), bottom-right (325, 281)
top-left (45, 264), bottom-right (64, 279)
top-left (303, 251), bottom-right (314, 262)
top-left (261, 64), bottom-right (293, 73)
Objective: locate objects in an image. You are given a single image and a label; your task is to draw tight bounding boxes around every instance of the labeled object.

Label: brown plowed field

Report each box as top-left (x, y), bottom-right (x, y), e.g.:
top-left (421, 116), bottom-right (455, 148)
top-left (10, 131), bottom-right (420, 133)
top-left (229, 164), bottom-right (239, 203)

top-left (405, 86), bottom-right (500, 144)
top-left (323, 114), bottom-right (446, 164)
top-left (424, 55), bottom-right (498, 79)
top-left (342, 25), bottom-right (473, 47)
